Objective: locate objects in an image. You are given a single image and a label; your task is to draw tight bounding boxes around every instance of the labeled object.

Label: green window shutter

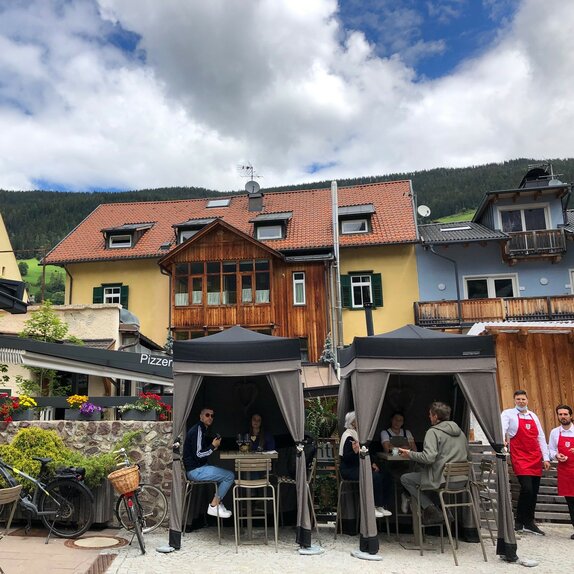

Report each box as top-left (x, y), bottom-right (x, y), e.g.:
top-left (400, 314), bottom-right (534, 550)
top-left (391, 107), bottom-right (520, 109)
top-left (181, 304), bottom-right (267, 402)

top-left (93, 286), bottom-right (103, 304)
top-left (371, 273), bottom-right (383, 307)
top-left (120, 285), bottom-right (129, 308)
top-left (340, 275), bottom-right (351, 308)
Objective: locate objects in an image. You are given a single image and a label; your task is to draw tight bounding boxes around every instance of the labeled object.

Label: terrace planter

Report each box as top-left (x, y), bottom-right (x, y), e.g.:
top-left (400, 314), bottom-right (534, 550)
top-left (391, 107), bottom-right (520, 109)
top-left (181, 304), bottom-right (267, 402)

top-left (64, 409), bottom-right (102, 421)
top-left (11, 410), bottom-right (34, 421)
top-left (121, 410), bottom-right (157, 421)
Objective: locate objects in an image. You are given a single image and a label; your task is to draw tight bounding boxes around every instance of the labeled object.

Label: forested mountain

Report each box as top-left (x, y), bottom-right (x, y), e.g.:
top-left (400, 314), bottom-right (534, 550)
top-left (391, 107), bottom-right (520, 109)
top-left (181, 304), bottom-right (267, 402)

top-left (2, 157), bottom-right (573, 256)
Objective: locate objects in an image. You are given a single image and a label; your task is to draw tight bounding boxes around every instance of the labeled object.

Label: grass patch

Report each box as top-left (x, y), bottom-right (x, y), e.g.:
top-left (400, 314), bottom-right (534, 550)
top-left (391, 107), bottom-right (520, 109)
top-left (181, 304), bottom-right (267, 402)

top-left (435, 209), bottom-right (475, 223)
top-left (17, 259), bottom-right (65, 302)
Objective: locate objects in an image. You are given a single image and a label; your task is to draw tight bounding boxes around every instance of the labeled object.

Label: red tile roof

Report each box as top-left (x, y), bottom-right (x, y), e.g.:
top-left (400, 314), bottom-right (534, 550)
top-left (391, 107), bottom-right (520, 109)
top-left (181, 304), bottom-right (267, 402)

top-left (44, 181), bottom-right (417, 264)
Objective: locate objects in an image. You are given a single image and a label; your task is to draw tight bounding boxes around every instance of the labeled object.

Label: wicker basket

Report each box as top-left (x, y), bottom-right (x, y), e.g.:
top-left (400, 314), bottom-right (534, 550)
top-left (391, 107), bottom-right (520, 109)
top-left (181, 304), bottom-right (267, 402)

top-left (107, 465), bottom-right (140, 495)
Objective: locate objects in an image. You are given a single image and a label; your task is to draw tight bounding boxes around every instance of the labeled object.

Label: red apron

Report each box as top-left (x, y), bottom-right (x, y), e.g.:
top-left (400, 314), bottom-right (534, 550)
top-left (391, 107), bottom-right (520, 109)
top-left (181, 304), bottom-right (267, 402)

top-left (557, 432), bottom-right (574, 497)
top-left (510, 414), bottom-right (542, 476)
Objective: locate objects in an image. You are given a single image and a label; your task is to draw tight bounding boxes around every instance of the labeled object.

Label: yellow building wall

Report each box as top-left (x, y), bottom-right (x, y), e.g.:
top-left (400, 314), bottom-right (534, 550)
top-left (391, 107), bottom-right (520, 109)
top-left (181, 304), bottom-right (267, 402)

top-left (65, 260), bottom-right (169, 346)
top-left (340, 244), bottom-right (419, 344)
top-left (0, 213), bottom-right (23, 284)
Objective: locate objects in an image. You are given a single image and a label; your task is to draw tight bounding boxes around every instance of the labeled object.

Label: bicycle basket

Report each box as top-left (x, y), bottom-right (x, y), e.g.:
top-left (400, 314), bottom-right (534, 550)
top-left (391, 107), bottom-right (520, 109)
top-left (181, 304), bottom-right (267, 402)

top-left (107, 465), bottom-right (140, 495)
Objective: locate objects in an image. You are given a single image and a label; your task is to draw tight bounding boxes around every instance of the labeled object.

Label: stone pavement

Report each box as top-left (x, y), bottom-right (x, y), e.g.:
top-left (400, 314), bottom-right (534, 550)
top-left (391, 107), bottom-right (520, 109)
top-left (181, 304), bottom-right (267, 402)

top-left (0, 522), bottom-right (571, 573)
top-left (103, 522), bottom-right (572, 574)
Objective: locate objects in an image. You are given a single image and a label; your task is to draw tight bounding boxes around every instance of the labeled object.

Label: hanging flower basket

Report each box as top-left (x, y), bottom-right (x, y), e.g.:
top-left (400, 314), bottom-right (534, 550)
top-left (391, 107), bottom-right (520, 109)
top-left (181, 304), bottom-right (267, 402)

top-left (65, 409), bottom-right (102, 421)
top-left (11, 410), bottom-right (34, 421)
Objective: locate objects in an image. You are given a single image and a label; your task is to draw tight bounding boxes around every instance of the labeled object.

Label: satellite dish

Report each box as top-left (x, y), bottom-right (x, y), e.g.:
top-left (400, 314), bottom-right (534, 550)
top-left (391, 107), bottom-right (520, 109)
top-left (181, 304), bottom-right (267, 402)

top-left (417, 205), bottom-right (431, 217)
top-left (245, 180), bottom-right (260, 194)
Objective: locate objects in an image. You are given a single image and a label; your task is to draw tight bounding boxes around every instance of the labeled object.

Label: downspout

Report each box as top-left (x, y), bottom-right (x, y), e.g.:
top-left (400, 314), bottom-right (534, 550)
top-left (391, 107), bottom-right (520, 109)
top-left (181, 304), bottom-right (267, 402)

top-left (428, 245), bottom-right (462, 326)
top-left (331, 181), bottom-right (342, 378)
top-left (160, 265), bottom-right (172, 351)
top-left (64, 266), bottom-right (73, 305)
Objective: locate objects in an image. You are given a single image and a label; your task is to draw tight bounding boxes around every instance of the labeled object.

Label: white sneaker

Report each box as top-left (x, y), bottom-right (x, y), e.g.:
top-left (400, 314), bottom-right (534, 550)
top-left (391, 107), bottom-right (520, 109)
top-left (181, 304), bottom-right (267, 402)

top-left (375, 507), bottom-right (392, 517)
top-left (207, 504), bottom-right (231, 518)
top-left (401, 494), bottom-right (410, 514)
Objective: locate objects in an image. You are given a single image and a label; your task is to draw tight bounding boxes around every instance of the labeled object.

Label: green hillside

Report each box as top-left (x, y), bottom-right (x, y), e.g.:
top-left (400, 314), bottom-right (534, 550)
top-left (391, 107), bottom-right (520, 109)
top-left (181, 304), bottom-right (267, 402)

top-left (1, 157), bottom-right (572, 256)
top-left (18, 258), bottom-right (65, 304)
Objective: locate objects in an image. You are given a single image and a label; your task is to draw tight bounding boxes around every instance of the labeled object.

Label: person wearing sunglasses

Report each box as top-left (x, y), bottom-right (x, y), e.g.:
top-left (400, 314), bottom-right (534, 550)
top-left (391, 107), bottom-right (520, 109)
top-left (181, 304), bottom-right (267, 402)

top-left (183, 407), bottom-right (234, 518)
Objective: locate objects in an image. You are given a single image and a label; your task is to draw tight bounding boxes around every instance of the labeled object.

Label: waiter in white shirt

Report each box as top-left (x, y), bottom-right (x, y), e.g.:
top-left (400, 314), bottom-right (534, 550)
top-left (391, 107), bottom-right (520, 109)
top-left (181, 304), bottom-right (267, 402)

top-left (501, 389), bottom-right (550, 536)
top-left (548, 404), bottom-right (574, 540)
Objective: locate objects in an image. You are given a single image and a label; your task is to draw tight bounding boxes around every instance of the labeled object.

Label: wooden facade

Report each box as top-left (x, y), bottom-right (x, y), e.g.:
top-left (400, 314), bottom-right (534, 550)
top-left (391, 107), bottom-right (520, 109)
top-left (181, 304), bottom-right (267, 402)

top-left (161, 223), bottom-right (329, 363)
top-left (491, 328), bottom-right (574, 434)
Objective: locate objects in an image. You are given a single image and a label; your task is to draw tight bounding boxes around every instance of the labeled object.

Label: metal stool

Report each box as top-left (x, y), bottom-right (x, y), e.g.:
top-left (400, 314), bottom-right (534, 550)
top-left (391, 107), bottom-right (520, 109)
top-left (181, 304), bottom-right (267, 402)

top-left (182, 477), bottom-right (221, 543)
top-left (415, 483), bottom-right (445, 555)
top-left (473, 458), bottom-right (497, 546)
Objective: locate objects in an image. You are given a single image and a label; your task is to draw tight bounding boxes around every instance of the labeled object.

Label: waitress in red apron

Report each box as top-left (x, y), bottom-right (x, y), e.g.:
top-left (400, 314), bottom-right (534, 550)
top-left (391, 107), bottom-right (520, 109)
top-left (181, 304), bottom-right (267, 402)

top-left (501, 390), bottom-right (550, 535)
top-left (549, 404), bottom-right (574, 539)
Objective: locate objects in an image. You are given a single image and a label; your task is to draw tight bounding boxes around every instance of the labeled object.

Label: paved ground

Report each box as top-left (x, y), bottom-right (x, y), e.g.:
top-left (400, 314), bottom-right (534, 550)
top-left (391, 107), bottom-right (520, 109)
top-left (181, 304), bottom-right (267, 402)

top-left (103, 522), bottom-right (573, 574)
top-left (1, 522), bottom-right (572, 573)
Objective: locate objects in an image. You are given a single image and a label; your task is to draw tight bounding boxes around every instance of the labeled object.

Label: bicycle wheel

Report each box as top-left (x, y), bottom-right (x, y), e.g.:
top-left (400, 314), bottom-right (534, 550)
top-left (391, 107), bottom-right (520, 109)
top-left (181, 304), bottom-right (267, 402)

top-left (115, 484), bottom-right (167, 533)
top-left (39, 479), bottom-right (94, 538)
top-left (126, 494), bottom-right (146, 554)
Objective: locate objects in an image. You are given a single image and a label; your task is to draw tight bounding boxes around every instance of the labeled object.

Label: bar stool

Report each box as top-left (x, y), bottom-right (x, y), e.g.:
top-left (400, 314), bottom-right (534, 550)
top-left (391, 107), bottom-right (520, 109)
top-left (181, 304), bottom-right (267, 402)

top-left (0, 485), bottom-right (22, 541)
top-left (233, 458), bottom-right (277, 553)
top-left (415, 483), bottom-right (445, 555)
top-left (473, 458), bottom-right (497, 546)
top-left (182, 472), bottom-right (222, 543)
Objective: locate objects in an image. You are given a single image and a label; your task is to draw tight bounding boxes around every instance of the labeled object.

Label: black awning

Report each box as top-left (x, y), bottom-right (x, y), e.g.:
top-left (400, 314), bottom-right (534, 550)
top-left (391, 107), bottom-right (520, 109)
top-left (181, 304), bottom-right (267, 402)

top-left (0, 279), bottom-right (27, 314)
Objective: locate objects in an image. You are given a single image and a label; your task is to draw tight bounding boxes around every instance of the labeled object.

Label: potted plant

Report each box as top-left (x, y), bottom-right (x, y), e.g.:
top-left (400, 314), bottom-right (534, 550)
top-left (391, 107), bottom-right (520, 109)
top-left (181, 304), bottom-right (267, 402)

top-left (65, 394), bottom-right (104, 420)
top-left (305, 396), bottom-right (338, 438)
top-left (0, 394), bottom-right (38, 422)
top-left (119, 392), bottom-right (171, 421)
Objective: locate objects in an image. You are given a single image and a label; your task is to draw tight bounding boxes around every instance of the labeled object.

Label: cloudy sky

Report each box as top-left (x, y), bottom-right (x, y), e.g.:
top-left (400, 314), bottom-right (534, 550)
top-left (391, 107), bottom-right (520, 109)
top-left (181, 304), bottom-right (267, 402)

top-left (0, 0), bottom-right (572, 192)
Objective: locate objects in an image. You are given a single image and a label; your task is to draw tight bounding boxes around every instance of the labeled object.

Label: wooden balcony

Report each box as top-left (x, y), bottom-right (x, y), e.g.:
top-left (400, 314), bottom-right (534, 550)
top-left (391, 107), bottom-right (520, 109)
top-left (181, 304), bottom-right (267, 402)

top-left (414, 295), bottom-right (574, 328)
top-left (504, 229), bottom-right (566, 260)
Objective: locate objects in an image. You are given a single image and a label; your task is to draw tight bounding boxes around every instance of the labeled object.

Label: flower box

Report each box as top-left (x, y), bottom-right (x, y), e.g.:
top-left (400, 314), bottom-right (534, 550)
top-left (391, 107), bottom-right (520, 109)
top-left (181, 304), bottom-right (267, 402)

top-left (65, 409), bottom-right (102, 421)
top-left (121, 410), bottom-right (157, 421)
top-left (11, 410), bottom-right (34, 421)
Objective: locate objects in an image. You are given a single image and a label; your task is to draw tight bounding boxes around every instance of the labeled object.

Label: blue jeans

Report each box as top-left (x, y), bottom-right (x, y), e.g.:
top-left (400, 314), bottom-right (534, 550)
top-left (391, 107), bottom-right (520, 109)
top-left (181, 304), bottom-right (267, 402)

top-left (187, 465), bottom-right (235, 500)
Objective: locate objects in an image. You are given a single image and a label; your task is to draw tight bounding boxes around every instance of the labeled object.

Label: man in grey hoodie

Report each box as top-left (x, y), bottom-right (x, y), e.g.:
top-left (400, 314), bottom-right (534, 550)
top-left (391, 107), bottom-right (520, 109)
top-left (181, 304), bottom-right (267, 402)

top-left (399, 401), bottom-right (470, 524)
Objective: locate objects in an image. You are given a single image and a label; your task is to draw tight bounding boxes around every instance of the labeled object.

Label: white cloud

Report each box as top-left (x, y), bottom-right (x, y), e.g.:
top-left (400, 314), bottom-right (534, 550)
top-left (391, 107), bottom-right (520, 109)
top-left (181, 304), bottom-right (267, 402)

top-left (0, 0), bottom-right (572, 192)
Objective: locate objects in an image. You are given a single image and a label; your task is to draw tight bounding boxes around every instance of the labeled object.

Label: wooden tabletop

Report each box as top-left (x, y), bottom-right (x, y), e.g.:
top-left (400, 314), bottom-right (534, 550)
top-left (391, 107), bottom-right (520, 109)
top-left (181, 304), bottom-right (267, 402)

top-left (219, 450), bottom-right (278, 460)
top-left (377, 452), bottom-right (408, 462)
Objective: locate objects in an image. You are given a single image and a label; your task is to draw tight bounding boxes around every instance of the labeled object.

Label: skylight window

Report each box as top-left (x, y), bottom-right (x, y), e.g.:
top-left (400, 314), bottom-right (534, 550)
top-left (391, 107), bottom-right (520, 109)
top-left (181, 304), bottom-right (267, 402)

top-left (439, 226), bottom-right (472, 232)
top-left (207, 198), bottom-right (231, 208)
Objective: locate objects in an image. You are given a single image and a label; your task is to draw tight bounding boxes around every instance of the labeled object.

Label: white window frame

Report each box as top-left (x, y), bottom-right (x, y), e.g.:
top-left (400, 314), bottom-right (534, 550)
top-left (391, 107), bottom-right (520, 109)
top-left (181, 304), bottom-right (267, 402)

top-left (108, 234), bottom-right (132, 248)
top-left (293, 272), bottom-right (306, 305)
top-left (463, 273), bottom-right (519, 299)
top-left (103, 285), bottom-right (122, 304)
top-left (341, 218), bottom-right (369, 234)
top-left (207, 198), bottom-right (231, 208)
top-left (256, 225), bottom-right (283, 240)
top-left (178, 229), bottom-right (199, 244)
top-left (496, 202), bottom-right (550, 232)
top-left (570, 269), bottom-right (574, 295)
top-left (350, 274), bottom-right (372, 308)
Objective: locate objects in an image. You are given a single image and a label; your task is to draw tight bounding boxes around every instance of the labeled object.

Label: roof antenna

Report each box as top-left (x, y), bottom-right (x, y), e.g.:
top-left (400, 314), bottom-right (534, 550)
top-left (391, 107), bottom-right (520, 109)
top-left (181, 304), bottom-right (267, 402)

top-left (238, 163), bottom-right (262, 195)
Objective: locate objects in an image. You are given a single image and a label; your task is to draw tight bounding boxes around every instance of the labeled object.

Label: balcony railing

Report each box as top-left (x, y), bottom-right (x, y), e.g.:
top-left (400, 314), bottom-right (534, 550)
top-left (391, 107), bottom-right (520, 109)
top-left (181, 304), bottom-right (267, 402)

top-left (414, 295), bottom-right (574, 328)
top-left (505, 229), bottom-right (566, 258)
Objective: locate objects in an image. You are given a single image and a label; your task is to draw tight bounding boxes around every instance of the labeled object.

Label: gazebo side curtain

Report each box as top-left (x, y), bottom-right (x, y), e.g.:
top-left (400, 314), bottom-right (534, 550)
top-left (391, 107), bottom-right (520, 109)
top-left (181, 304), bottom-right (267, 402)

top-left (268, 372), bottom-right (311, 547)
top-left (168, 372), bottom-right (204, 550)
top-left (456, 372), bottom-right (517, 562)
top-left (350, 371), bottom-right (389, 554)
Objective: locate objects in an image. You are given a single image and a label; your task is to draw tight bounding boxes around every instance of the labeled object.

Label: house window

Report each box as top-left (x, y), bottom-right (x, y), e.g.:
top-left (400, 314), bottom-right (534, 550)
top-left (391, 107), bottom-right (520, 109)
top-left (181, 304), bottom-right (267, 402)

top-left (178, 229), bottom-right (199, 244)
top-left (293, 272), bottom-right (306, 305)
top-left (464, 275), bottom-right (517, 299)
top-left (256, 225), bottom-right (283, 240)
top-left (108, 234), bottom-right (132, 248)
top-left (341, 219), bottom-right (368, 234)
top-left (207, 198), bottom-right (231, 208)
top-left (499, 205), bottom-right (548, 232)
top-left (340, 273), bottom-right (383, 309)
top-left (299, 337), bottom-right (309, 362)
top-left (93, 284), bottom-right (129, 308)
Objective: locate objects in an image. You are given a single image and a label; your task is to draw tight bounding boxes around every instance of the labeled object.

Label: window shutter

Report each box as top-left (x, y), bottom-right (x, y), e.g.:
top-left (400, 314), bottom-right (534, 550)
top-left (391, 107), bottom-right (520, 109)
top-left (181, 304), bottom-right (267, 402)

top-left (93, 286), bottom-right (103, 304)
top-left (340, 275), bottom-right (351, 308)
top-left (371, 273), bottom-right (383, 307)
top-left (120, 285), bottom-right (129, 308)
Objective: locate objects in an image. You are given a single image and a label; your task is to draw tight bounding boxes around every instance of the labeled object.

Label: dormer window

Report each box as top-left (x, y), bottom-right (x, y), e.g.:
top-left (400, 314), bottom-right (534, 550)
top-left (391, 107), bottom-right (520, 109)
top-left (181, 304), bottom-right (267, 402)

top-left (102, 223), bottom-right (154, 249)
top-left (174, 218), bottom-right (216, 244)
top-left (339, 204), bottom-right (374, 235)
top-left (250, 212), bottom-right (292, 241)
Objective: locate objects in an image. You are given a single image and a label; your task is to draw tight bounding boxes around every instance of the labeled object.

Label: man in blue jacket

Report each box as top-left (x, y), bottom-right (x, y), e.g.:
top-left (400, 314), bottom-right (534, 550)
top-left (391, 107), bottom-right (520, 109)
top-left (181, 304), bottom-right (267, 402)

top-left (183, 407), bottom-right (234, 518)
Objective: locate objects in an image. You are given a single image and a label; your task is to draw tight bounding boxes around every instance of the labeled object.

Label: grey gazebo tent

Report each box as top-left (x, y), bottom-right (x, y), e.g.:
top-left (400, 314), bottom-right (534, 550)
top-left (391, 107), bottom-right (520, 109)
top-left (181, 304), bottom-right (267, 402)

top-left (167, 326), bottom-right (312, 550)
top-left (337, 324), bottom-right (516, 561)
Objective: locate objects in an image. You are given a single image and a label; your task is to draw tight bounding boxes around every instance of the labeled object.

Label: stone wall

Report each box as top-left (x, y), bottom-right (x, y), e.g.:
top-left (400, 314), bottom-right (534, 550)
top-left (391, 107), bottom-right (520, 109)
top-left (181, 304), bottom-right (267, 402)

top-left (0, 420), bottom-right (174, 495)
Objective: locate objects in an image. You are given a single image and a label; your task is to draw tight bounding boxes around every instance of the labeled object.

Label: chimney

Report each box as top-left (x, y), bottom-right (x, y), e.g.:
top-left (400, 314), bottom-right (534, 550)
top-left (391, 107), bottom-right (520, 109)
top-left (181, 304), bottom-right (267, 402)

top-left (248, 192), bottom-right (263, 212)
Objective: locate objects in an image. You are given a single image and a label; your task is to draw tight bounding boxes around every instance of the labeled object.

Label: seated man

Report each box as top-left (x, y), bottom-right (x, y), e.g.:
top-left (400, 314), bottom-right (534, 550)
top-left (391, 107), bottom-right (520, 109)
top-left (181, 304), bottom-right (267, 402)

top-left (183, 407), bottom-right (234, 519)
top-left (399, 401), bottom-right (470, 524)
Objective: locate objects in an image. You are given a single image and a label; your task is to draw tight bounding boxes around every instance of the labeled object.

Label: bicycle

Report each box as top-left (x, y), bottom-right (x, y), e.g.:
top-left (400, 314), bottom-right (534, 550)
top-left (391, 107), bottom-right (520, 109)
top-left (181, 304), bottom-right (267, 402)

top-left (113, 450), bottom-right (167, 534)
top-left (0, 455), bottom-right (94, 543)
